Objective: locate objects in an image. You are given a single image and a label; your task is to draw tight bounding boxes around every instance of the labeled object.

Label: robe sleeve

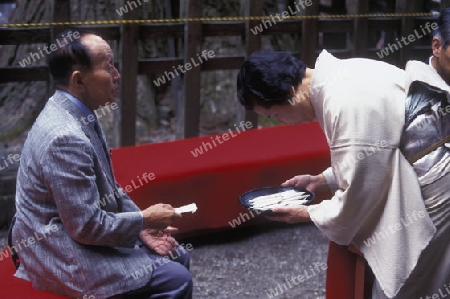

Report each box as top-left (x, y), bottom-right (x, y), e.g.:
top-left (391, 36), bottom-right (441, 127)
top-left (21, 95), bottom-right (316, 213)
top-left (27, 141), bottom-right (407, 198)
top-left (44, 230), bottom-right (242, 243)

top-left (321, 167), bottom-right (339, 194)
top-left (309, 142), bottom-right (396, 245)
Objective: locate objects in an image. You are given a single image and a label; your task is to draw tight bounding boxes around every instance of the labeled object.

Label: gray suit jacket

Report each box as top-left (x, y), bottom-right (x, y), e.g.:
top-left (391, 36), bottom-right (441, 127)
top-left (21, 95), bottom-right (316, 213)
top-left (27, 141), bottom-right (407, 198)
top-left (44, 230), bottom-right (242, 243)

top-left (12, 91), bottom-right (152, 298)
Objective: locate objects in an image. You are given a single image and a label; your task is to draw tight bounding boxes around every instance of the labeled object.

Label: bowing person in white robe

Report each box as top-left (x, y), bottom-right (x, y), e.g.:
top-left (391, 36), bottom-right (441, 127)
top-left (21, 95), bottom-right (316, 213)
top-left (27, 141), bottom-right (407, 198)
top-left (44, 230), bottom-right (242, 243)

top-left (237, 49), bottom-right (448, 299)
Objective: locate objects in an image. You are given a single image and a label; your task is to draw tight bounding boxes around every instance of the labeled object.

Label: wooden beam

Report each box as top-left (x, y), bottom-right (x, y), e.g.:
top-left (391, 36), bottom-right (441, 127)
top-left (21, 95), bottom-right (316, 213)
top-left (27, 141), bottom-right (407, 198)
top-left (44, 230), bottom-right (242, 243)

top-left (77, 26), bottom-right (121, 41)
top-left (49, 0), bottom-right (70, 97)
top-left (119, 0), bottom-right (140, 146)
top-left (202, 22), bottom-right (245, 37)
top-left (367, 18), bottom-right (402, 31)
top-left (244, 0), bottom-right (261, 63)
top-left (176, 0), bottom-right (203, 139)
top-left (396, 0), bottom-right (419, 67)
top-left (139, 58), bottom-right (184, 75)
top-left (139, 23), bottom-right (184, 39)
top-left (139, 56), bottom-right (246, 75)
top-left (301, 0), bottom-right (319, 66)
top-left (414, 16), bottom-right (440, 27)
top-left (353, 0), bottom-right (368, 57)
top-left (164, 0), bottom-right (181, 132)
top-left (200, 56), bottom-right (246, 71)
top-left (52, 0), bottom-right (70, 36)
top-left (0, 67), bottom-right (49, 83)
top-left (318, 19), bottom-right (353, 33)
top-left (243, 0), bottom-right (262, 129)
top-left (139, 20), bottom-right (358, 39)
top-left (0, 28), bottom-right (50, 45)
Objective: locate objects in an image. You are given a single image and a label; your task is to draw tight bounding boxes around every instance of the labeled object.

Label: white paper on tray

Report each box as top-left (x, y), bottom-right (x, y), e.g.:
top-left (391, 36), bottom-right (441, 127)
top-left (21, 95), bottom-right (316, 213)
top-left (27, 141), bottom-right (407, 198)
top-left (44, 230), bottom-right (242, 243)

top-left (175, 203), bottom-right (198, 214)
top-left (249, 190), bottom-right (310, 210)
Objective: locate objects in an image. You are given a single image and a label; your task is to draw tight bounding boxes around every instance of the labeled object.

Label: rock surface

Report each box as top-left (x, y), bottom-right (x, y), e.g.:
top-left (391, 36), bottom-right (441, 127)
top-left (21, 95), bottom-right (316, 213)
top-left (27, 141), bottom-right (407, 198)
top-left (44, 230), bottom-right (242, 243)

top-left (185, 222), bottom-right (328, 299)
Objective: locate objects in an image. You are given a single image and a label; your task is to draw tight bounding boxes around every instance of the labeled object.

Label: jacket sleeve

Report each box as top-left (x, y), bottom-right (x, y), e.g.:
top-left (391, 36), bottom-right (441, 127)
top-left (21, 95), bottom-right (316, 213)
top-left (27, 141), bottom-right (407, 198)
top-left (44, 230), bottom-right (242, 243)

top-left (41, 134), bottom-right (143, 247)
top-left (116, 185), bottom-right (142, 213)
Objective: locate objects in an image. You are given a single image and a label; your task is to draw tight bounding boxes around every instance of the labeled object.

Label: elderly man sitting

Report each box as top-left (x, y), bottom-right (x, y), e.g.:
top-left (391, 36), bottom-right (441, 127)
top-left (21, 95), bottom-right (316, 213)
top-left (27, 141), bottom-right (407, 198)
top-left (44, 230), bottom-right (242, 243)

top-left (10, 29), bottom-right (192, 299)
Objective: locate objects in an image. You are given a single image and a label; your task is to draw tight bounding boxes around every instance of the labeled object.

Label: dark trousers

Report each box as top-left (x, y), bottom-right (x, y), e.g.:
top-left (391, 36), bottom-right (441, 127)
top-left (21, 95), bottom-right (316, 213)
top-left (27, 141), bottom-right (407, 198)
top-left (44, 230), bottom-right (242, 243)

top-left (124, 246), bottom-right (192, 299)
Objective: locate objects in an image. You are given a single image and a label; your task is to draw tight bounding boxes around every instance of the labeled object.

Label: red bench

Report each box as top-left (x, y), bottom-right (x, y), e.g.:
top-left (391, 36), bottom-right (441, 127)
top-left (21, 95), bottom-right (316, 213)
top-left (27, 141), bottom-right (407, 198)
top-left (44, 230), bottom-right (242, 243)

top-left (112, 123), bottom-right (330, 234)
top-left (0, 249), bottom-right (65, 298)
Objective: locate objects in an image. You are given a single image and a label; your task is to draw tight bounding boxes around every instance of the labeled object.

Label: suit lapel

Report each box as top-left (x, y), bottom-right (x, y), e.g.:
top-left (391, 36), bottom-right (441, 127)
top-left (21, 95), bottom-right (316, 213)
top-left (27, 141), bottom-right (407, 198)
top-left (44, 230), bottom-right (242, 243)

top-left (50, 91), bottom-right (117, 191)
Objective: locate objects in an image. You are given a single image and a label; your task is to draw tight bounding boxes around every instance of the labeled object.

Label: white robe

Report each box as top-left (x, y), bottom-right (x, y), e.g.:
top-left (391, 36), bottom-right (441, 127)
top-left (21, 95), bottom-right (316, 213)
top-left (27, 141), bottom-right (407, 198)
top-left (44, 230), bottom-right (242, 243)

top-left (307, 50), bottom-right (437, 298)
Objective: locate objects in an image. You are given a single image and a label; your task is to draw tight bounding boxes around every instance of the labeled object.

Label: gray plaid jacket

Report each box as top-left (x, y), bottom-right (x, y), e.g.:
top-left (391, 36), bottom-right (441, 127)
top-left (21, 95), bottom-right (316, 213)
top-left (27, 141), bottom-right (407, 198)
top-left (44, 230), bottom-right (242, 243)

top-left (12, 90), bottom-right (151, 299)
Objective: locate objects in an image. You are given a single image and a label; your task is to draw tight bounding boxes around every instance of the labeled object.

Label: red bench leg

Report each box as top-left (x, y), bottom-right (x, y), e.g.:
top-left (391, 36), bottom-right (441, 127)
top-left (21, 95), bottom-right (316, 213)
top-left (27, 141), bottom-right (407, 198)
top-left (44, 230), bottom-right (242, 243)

top-left (326, 241), bottom-right (357, 299)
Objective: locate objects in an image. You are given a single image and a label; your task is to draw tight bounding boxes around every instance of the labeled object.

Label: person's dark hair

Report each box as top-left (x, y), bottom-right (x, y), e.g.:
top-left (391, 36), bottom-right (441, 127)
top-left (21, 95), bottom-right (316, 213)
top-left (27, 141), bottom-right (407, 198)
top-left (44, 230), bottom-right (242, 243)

top-left (49, 28), bottom-right (95, 87)
top-left (434, 7), bottom-right (450, 48)
top-left (236, 50), bottom-right (307, 110)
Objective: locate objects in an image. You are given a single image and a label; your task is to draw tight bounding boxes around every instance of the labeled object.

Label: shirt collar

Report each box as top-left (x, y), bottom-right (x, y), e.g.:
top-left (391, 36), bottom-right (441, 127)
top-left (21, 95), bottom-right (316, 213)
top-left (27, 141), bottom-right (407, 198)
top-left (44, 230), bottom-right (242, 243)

top-left (59, 90), bottom-right (97, 127)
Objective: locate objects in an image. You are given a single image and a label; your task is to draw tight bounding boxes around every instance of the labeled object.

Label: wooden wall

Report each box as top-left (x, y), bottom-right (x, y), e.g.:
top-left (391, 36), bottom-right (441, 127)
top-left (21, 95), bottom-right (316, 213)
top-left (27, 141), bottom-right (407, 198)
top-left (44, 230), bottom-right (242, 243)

top-left (0, 0), bottom-right (449, 145)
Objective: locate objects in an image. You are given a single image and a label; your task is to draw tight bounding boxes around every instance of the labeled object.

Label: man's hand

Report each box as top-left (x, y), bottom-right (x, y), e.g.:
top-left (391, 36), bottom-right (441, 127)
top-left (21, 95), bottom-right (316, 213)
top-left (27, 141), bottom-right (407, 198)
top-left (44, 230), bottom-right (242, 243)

top-left (281, 174), bottom-right (329, 193)
top-left (266, 205), bottom-right (311, 224)
top-left (139, 226), bottom-right (179, 256)
top-left (142, 203), bottom-right (182, 230)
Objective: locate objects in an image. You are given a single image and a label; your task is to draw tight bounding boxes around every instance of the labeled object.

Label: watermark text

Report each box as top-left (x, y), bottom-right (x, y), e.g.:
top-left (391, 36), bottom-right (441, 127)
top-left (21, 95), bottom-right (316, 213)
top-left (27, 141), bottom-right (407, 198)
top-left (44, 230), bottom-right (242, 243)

top-left (190, 121), bottom-right (253, 158)
top-left (250, 0), bottom-right (313, 35)
top-left (153, 50), bottom-right (215, 87)
top-left (377, 22), bottom-right (438, 59)
top-left (0, 153), bottom-right (20, 171)
top-left (19, 31), bottom-right (81, 67)
top-left (266, 262), bottom-right (327, 298)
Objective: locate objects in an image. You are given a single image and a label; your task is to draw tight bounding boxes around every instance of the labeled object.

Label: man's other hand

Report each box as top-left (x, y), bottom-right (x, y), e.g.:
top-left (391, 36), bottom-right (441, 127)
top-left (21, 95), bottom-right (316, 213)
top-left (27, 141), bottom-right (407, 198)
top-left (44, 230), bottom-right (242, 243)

top-left (139, 226), bottom-right (179, 256)
top-left (142, 203), bottom-right (182, 230)
top-left (266, 205), bottom-right (311, 224)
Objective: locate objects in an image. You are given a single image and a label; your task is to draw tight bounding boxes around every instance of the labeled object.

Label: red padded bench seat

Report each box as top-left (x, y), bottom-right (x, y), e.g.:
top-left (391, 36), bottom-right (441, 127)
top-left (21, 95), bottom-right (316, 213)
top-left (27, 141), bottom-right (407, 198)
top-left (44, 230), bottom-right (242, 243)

top-left (112, 123), bottom-right (331, 234)
top-left (0, 249), bottom-right (65, 298)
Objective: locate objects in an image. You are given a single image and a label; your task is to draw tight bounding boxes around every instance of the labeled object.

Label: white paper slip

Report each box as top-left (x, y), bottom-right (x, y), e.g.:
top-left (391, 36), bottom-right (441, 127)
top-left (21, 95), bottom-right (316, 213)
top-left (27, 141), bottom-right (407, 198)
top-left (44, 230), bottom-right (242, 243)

top-left (249, 190), bottom-right (309, 210)
top-left (175, 203), bottom-right (198, 214)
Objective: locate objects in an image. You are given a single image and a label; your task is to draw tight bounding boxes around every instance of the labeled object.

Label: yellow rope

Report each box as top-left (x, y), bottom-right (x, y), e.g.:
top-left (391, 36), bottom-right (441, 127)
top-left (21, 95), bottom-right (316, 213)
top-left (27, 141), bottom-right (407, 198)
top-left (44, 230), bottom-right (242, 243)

top-left (0, 12), bottom-right (435, 28)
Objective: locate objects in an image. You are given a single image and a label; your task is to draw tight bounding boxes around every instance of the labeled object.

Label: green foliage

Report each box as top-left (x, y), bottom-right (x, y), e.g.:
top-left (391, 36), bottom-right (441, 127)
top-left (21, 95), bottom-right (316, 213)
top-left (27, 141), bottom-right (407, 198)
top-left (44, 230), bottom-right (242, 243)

top-left (258, 115), bottom-right (280, 127)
